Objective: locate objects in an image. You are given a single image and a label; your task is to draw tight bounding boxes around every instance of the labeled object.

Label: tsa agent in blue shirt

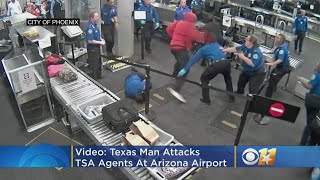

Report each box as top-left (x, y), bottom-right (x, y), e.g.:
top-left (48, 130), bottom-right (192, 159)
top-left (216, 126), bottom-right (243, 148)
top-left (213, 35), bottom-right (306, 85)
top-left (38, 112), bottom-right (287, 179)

top-left (138, 0), bottom-right (160, 54)
top-left (293, 9), bottom-right (308, 55)
top-left (178, 24), bottom-right (234, 104)
top-left (175, 0), bottom-right (191, 21)
top-left (263, 34), bottom-right (290, 98)
top-left (101, 0), bottom-right (118, 57)
top-left (298, 63), bottom-right (320, 145)
top-left (125, 69), bottom-right (152, 103)
top-left (86, 12), bottom-right (105, 80)
top-left (223, 35), bottom-right (265, 95)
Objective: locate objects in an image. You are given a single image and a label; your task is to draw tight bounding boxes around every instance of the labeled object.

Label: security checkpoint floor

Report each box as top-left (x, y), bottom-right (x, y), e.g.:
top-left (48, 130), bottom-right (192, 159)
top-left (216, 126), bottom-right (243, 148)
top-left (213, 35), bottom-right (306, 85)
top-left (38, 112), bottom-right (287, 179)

top-left (0, 33), bottom-right (318, 180)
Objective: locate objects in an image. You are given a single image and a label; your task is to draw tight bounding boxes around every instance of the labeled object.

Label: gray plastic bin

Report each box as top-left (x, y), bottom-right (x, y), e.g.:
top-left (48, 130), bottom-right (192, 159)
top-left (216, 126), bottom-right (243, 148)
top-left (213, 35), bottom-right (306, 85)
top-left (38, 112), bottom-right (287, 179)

top-left (77, 93), bottom-right (116, 123)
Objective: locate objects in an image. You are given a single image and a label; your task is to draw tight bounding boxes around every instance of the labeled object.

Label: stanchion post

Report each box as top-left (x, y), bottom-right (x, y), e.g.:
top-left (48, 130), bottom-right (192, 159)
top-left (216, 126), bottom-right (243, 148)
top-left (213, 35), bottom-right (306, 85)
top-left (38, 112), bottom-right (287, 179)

top-left (137, 25), bottom-right (149, 64)
top-left (234, 94), bottom-right (252, 146)
top-left (141, 25), bottom-right (144, 60)
top-left (139, 65), bottom-right (156, 121)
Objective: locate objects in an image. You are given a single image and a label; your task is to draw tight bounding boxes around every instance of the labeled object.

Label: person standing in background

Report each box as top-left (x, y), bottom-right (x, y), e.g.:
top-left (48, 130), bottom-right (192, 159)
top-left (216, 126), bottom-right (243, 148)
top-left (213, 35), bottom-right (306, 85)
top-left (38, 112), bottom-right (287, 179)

top-left (7, 0), bottom-right (22, 16)
top-left (137, 0), bottom-right (160, 54)
top-left (174, 0), bottom-right (191, 21)
top-left (101, 0), bottom-right (118, 58)
top-left (85, 12), bottom-right (105, 80)
top-left (40, 1), bottom-right (48, 19)
top-left (293, 9), bottom-right (308, 55)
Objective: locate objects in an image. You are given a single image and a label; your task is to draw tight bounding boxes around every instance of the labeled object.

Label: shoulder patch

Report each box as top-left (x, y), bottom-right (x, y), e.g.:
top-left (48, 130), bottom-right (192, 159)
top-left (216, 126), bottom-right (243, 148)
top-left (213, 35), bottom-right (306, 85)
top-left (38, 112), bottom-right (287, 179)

top-left (88, 29), bottom-right (93, 34)
top-left (279, 50), bottom-right (284, 54)
top-left (311, 74), bottom-right (316, 80)
top-left (253, 54), bottom-right (259, 60)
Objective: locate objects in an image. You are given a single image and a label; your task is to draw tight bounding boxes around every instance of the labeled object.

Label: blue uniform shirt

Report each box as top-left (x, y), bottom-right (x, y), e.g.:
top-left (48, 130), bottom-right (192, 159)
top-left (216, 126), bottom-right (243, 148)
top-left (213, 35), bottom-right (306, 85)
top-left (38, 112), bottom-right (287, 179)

top-left (293, 15), bottom-right (308, 32)
top-left (125, 74), bottom-right (145, 97)
top-left (236, 44), bottom-right (264, 72)
top-left (274, 43), bottom-right (289, 69)
top-left (101, 4), bottom-right (117, 24)
top-left (184, 42), bottom-right (226, 71)
top-left (175, 6), bottom-right (191, 21)
top-left (309, 72), bottom-right (320, 95)
top-left (85, 21), bottom-right (101, 43)
top-left (134, 0), bottom-right (144, 10)
top-left (138, 3), bottom-right (160, 23)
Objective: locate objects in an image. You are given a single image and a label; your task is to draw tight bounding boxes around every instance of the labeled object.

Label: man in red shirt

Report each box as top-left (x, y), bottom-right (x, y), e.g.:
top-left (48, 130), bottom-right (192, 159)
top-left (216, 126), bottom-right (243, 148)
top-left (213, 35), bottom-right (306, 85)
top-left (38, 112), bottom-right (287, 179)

top-left (166, 12), bottom-right (204, 92)
top-left (29, 2), bottom-right (40, 17)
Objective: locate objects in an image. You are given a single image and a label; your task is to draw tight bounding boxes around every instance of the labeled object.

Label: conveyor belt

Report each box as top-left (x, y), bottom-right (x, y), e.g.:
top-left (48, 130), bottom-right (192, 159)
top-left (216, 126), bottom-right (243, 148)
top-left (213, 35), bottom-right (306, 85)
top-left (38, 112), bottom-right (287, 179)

top-left (50, 62), bottom-right (104, 107)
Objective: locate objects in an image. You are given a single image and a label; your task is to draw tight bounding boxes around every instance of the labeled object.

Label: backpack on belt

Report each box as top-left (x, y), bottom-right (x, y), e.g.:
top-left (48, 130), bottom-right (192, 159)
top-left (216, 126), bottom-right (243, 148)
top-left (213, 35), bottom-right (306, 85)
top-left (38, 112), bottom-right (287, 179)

top-left (102, 99), bottom-right (140, 133)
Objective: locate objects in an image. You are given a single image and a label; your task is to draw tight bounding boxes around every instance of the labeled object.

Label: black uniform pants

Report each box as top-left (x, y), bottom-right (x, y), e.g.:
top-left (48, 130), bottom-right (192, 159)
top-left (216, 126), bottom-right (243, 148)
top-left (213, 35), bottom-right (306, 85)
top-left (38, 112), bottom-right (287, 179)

top-left (142, 21), bottom-right (154, 51)
top-left (200, 60), bottom-right (233, 100)
top-left (300, 94), bottom-right (320, 145)
top-left (102, 24), bottom-right (115, 54)
top-left (87, 45), bottom-right (101, 80)
top-left (171, 49), bottom-right (190, 91)
top-left (265, 67), bottom-right (290, 98)
top-left (294, 30), bottom-right (306, 53)
top-left (237, 67), bottom-right (265, 95)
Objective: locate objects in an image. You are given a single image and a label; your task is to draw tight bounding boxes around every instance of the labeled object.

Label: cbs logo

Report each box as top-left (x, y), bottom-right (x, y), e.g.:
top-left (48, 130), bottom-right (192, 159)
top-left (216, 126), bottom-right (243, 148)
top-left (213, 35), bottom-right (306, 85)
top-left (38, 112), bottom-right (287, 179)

top-left (242, 148), bottom-right (277, 166)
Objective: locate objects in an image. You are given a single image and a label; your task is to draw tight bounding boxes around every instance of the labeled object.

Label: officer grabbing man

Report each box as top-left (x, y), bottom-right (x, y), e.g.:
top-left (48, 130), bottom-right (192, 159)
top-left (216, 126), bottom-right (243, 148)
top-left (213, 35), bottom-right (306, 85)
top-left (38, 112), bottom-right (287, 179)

top-left (293, 9), bottom-right (308, 55)
top-left (137, 0), bottom-right (160, 54)
top-left (178, 23), bottom-right (234, 105)
top-left (175, 0), bottom-right (191, 21)
top-left (101, 0), bottom-right (118, 58)
top-left (223, 35), bottom-right (265, 95)
top-left (86, 12), bottom-right (105, 80)
top-left (263, 34), bottom-right (290, 98)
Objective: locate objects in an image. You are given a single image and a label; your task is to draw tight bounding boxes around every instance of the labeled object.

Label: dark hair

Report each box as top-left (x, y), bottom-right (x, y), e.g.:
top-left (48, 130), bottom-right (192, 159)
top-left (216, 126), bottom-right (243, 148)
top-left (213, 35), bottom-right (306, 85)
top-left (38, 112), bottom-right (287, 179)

top-left (277, 34), bottom-right (286, 44)
top-left (89, 12), bottom-right (96, 19)
top-left (135, 92), bottom-right (145, 104)
top-left (247, 35), bottom-right (259, 46)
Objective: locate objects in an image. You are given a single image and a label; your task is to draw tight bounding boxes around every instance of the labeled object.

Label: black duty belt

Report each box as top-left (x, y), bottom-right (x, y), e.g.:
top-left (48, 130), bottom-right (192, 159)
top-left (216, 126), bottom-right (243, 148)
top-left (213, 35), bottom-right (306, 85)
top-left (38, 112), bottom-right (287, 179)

top-left (207, 58), bottom-right (227, 66)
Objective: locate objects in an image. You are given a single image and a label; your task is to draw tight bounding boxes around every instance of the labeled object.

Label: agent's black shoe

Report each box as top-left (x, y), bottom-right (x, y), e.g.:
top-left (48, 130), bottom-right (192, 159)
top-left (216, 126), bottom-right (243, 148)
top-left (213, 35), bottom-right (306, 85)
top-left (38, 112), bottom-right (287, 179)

top-left (200, 98), bottom-right (211, 105)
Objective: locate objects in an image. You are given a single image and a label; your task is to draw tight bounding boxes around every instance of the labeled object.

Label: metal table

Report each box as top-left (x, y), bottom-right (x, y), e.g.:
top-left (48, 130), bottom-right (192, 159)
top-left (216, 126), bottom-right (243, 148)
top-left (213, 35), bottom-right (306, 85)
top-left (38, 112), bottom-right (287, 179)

top-left (16, 26), bottom-right (56, 43)
top-left (152, 2), bottom-right (176, 26)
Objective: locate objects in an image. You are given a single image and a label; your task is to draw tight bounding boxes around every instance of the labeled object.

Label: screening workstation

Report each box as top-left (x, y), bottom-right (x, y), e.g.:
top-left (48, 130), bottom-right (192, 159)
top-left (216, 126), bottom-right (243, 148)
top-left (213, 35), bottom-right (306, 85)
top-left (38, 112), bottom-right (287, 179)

top-left (0, 0), bottom-right (320, 180)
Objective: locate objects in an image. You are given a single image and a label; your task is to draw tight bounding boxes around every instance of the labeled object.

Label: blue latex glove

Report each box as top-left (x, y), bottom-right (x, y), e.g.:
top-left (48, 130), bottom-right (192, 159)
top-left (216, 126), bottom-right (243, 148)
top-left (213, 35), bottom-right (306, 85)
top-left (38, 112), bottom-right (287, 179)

top-left (141, 20), bottom-right (146, 25)
top-left (292, 28), bottom-right (296, 33)
top-left (178, 68), bottom-right (187, 77)
top-left (155, 22), bottom-right (160, 29)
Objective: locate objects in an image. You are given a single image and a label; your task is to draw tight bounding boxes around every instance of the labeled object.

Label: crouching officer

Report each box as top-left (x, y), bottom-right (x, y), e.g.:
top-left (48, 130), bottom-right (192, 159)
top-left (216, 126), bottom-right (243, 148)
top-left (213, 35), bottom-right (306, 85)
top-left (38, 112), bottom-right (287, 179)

top-left (101, 0), bottom-right (118, 57)
top-left (86, 12), bottom-right (105, 80)
top-left (137, 0), bottom-right (160, 54)
top-left (178, 24), bottom-right (233, 105)
top-left (263, 34), bottom-right (290, 98)
top-left (223, 35), bottom-right (265, 95)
